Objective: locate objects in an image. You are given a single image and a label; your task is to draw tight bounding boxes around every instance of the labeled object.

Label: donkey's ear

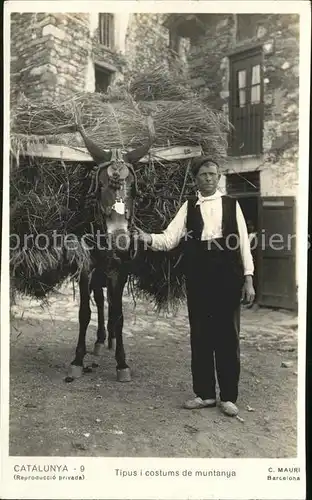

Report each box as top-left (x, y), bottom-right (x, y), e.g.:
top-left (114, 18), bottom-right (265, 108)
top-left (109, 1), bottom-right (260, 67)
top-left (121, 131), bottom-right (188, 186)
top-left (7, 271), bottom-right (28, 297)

top-left (123, 144), bottom-right (151, 165)
top-left (77, 126), bottom-right (111, 165)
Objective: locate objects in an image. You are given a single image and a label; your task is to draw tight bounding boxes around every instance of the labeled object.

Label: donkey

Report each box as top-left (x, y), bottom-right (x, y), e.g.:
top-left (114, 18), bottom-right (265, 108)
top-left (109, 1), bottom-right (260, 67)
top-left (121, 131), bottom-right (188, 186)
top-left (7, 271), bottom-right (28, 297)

top-left (65, 118), bottom-right (155, 383)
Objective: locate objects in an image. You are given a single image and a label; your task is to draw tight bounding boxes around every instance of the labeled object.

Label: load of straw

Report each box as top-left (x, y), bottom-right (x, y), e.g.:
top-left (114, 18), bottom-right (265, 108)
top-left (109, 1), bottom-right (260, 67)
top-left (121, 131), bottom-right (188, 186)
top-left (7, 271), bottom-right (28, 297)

top-left (126, 67), bottom-right (196, 101)
top-left (10, 154), bottom-right (193, 306)
top-left (10, 67), bottom-right (230, 308)
top-left (11, 66), bottom-right (230, 160)
top-left (130, 158), bottom-right (195, 311)
top-left (10, 156), bottom-right (93, 298)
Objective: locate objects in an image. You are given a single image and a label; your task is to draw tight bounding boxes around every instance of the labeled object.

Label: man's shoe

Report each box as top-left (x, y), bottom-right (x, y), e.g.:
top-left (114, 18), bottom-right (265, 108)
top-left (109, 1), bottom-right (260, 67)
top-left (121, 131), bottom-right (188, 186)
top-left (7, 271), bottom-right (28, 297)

top-left (220, 401), bottom-right (238, 416)
top-left (184, 397), bottom-right (216, 409)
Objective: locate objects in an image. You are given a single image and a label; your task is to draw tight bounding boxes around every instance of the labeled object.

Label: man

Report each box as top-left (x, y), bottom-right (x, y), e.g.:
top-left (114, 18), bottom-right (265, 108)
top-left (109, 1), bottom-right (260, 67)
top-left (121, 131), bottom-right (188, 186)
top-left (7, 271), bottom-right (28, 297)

top-left (137, 157), bottom-right (255, 417)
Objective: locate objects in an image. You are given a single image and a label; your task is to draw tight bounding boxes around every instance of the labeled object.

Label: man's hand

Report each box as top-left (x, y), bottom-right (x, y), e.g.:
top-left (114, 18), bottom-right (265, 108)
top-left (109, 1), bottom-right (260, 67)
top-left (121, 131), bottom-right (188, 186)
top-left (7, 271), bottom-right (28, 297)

top-left (241, 275), bottom-right (255, 306)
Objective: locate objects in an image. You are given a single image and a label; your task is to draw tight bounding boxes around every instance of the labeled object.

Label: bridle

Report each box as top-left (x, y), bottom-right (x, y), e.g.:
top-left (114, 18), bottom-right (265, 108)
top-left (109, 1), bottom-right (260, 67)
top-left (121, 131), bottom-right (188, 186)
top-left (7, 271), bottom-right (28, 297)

top-left (85, 149), bottom-right (139, 262)
top-left (87, 149), bottom-right (138, 197)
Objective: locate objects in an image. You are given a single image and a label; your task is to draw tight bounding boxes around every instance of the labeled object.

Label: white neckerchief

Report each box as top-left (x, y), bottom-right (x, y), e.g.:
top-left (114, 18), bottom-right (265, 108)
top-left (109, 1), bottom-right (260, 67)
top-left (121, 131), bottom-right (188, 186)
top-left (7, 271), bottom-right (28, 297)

top-left (196, 189), bottom-right (223, 205)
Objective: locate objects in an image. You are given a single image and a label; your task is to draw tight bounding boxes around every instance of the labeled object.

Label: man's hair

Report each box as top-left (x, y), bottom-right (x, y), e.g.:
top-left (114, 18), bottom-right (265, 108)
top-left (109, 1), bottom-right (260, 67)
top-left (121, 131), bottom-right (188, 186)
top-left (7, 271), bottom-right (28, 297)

top-left (191, 156), bottom-right (220, 177)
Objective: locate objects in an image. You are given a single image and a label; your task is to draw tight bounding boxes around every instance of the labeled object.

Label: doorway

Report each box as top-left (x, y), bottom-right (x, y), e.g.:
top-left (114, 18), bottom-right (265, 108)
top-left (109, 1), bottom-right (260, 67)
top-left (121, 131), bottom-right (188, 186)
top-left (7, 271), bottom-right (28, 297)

top-left (226, 171), bottom-right (260, 229)
top-left (94, 64), bottom-right (114, 93)
top-left (238, 196), bottom-right (258, 232)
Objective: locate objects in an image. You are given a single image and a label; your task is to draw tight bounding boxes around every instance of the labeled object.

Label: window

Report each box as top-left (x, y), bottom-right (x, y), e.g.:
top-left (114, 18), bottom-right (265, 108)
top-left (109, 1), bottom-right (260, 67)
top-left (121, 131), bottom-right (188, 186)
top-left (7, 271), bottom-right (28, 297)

top-left (226, 171), bottom-right (260, 196)
top-left (229, 49), bottom-right (263, 156)
top-left (99, 13), bottom-right (114, 48)
top-left (238, 70), bottom-right (247, 107)
top-left (251, 64), bottom-right (261, 104)
top-left (94, 65), bottom-right (113, 93)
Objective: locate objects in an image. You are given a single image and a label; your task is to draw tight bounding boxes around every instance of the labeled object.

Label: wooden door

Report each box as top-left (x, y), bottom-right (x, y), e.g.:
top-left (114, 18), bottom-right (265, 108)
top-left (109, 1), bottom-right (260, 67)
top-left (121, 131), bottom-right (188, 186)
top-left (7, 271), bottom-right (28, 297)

top-left (257, 196), bottom-right (297, 310)
top-left (229, 48), bottom-right (264, 156)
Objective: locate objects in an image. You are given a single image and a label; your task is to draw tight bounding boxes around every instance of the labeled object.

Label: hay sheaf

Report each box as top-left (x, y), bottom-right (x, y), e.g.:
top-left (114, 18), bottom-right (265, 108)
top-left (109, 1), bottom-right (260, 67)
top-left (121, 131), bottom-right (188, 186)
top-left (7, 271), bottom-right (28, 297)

top-left (126, 65), bottom-right (197, 101)
top-left (10, 155), bottom-right (194, 306)
top-left (10, 69), bottom-right (229, 308)
top-left (129, 246), bottom-right (187, 313)
top-left (10, 157), bottom-right (94, 299)
top-left (11, 95), bottom-right (230, 159)
top-left (11, 70), bottom-right (230, 159)
top-left (131, 158), bottom-right (196, 310)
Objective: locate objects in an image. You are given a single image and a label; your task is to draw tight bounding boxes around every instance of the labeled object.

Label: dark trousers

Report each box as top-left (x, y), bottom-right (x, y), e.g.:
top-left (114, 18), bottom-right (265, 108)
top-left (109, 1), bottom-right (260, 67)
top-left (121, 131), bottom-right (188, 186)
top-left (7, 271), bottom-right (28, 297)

top-left (187, 299), bottom-right (240, 402)
top-left (185, 243), bottom-right (243, 403)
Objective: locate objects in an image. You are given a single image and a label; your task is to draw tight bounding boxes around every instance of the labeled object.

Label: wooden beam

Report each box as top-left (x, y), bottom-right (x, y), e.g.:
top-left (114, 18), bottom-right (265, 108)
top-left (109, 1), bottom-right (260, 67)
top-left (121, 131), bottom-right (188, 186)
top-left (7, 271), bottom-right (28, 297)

top-left (94, 59), bottom-right (118, 73)
top-left (24, 143), bottom-right (203, 163)
top-left (25, 144), bottom-right (94, 162)
top-left (139, 145), bottom-right (202, 163)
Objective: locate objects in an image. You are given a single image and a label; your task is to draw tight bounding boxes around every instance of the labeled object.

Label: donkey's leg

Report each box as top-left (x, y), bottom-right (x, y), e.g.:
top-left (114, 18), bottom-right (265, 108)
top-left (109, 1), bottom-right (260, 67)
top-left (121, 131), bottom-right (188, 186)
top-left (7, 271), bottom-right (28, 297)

top-left (93, 285), bottom-right (106, 357)
top-left (65, 272), bottom-right (91, 382)
top-left (107, 285), bottom-right (116, 351)
top-left (107, 272), bottom-right (131, 382)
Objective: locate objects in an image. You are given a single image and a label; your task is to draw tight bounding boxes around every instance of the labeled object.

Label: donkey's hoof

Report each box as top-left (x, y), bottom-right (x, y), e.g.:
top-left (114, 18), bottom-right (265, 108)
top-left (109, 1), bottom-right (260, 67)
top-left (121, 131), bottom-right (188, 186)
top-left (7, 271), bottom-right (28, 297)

top-left (93, 343), bottom-right (105, 356)
top-left (66, 364), bottom-right (83, 381)
top-left (108, 338), bottom-right (116, 351)
top-left (117, 368), bottom-right (131, 382)
top-left (83, 365), bottom-right (93, 374)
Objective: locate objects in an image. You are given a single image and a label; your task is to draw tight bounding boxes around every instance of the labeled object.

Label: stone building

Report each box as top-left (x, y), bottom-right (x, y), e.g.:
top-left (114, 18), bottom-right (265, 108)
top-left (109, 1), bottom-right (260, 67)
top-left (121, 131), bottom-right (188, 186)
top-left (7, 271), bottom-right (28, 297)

top-left (10, 12), bottom-right (299, 309)
top-left (10, 12), bottom-right (128, 100)
top-left (161, 13), bottom-right (299, 310)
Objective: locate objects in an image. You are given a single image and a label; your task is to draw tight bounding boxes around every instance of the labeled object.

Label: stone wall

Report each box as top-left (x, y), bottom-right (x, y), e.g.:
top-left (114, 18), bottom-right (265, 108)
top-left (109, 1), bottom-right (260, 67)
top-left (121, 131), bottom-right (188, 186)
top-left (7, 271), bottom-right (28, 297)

top-left (11, 13), bottom-right (54, 102)
top-left (183, 13), bottom-right (299, 196)
top-left (187, 14), bottom-right (236, 104)
top-left (11, 13), bottom-right (91, 102)
top-left (10, 12), bottom-right (128, 101)
top-left (125, 14), bottom-right (169, 74)
top-left (124, 13), bottom-right (189, 77)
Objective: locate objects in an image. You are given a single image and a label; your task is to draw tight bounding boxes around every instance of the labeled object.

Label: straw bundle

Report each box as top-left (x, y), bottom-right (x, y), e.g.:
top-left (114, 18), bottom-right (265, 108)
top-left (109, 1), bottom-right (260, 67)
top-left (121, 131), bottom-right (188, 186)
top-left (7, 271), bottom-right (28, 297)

top-left (127, 66), bottom-right (196, 101)
top-left (10, 153), bottom-right (194, 304)
top-left (11, 92), bottom-right (145, 142)
top-left (86, 100), bottom-right (229, 160)
top-left (10, 157), bottom-right (93, 298)
top-left (11, 93), bottom-right (79, 135)
top-left (140, 100), bottom-right (229, 157)
top-left (10, 67), bottom-right (230, 307)
top-left (134, 159), bottom-right (195, 232)
top-left (130, 247), bottom-right (186, 313)
top-left (11, 95), bottom-right (230, 161)
top-left (11, 66), bottom-right (230, 160)
top-left (10, 133), bottom-right (49, 161)
top-left (129, 157), bottom-right (196, 310)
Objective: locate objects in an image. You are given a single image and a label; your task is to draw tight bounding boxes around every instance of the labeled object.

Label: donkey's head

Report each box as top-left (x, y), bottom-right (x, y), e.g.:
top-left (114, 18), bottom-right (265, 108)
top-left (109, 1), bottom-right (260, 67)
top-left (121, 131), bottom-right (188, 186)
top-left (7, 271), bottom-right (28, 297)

top-left (78, 118), bottom-right (155, 252)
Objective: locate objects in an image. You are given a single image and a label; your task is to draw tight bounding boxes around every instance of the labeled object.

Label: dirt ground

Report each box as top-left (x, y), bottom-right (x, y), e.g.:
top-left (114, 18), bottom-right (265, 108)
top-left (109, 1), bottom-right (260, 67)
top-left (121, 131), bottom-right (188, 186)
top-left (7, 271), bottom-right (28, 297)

top-left (9, 284), bottom-right (298, 458)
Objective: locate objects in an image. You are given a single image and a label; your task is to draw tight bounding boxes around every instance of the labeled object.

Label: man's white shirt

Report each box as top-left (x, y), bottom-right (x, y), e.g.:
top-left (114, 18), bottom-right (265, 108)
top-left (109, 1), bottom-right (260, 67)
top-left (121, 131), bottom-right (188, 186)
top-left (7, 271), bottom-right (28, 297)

top-left (150, 189), bottom-right (254, 276)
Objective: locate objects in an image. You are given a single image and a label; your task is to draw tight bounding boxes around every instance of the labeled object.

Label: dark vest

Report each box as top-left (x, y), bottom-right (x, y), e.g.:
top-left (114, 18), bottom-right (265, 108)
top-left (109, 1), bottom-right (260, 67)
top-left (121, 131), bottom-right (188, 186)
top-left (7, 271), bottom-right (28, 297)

top-left (183, 195), bottom-right (244, 286)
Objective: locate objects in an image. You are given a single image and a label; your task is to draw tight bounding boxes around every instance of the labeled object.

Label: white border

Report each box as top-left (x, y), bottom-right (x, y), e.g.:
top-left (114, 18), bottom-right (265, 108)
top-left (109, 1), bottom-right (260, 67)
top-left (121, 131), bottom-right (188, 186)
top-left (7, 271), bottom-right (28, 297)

top-left (1, 2), bottom-right (310, 499)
